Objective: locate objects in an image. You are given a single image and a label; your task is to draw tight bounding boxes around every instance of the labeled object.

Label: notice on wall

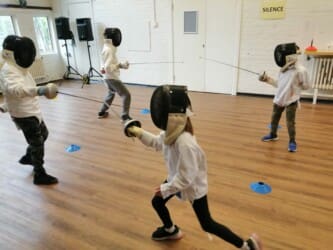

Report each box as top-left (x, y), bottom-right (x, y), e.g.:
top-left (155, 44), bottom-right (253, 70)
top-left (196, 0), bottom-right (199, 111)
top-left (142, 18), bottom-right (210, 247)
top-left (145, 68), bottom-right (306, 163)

top-left (261, 0), bottom-right (286, 19)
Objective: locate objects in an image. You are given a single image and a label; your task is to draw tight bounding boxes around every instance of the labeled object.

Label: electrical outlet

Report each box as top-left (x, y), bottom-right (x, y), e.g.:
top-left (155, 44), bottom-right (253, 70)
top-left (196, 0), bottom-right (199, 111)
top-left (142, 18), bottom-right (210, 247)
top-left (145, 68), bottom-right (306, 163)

top-left (327, 42), bottom-right (333, 50)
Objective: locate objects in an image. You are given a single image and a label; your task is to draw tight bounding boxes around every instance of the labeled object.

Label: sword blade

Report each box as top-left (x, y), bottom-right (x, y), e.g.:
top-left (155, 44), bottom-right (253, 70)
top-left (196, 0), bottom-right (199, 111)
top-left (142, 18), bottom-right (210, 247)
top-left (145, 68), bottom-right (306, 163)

top-left (200, 56), bottom-right (260, 75)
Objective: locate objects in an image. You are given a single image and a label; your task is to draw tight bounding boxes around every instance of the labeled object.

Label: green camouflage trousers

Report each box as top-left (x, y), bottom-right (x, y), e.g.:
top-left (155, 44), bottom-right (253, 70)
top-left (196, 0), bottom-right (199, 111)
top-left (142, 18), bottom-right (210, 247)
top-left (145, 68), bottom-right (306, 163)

top-left (270, 101), bottom-right (297, 142)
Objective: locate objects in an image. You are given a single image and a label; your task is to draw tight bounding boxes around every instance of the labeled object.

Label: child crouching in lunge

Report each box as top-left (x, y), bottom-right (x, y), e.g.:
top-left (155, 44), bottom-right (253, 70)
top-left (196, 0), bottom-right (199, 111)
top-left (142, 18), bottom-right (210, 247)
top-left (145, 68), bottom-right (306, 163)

top-left (127, 85), bottom-right (263, 250)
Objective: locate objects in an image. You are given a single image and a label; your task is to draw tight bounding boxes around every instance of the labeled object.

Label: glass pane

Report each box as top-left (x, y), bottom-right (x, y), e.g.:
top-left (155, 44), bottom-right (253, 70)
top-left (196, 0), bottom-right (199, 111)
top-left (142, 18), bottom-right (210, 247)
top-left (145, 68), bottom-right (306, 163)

top-left (0, 16), bottom-right (15, 46)
top-left (33, 16), bottom-right (54, 54)
top-left (184, 11), bottom-right (198, 34)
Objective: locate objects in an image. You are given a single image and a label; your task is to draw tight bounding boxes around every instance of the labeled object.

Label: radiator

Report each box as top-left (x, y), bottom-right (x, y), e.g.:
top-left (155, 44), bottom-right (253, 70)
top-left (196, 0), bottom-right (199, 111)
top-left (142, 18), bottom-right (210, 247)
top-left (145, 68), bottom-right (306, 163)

top-left (312, 57), bottom-right (333, 90)
top-left (311, 56), bottom-right (333, 104)
top-left (29, 57), bottom-right (49, 84)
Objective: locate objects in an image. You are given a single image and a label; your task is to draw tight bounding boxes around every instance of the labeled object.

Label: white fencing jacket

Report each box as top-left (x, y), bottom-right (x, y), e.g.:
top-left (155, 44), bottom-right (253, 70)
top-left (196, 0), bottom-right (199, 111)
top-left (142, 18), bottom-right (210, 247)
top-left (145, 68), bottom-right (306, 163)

top-left (272, 64), bottom-right (310, 107)
top-left (139, 130), bottom-right (208, 202)
top-left (0, 57), bottom-right (41, 122)
top-left (101, 39), bottom-right (120, 80)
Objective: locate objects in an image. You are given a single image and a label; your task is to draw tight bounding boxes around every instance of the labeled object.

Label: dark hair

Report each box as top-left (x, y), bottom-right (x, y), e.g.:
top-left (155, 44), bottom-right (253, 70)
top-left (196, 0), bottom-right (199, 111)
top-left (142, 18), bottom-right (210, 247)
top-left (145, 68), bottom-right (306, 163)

top-left (184, 117), bottom-right (194, 135)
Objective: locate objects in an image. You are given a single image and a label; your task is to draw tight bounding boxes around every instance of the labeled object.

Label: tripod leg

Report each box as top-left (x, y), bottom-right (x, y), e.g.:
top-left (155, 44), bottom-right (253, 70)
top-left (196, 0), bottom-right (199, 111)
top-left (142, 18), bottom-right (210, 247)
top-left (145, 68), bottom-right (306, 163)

top-left (92, 67), bottom-right (103, 78)
top-left (68, 66), bottom-right (82, 77)
top-left (88, 68), bottom-right (94, 84)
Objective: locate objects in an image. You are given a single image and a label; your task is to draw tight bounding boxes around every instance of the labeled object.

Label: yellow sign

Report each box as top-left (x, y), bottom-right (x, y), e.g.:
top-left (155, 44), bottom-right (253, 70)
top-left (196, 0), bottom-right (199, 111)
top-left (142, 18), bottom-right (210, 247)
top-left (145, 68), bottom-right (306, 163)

top-left (261, 0), bottom-right (286, 19)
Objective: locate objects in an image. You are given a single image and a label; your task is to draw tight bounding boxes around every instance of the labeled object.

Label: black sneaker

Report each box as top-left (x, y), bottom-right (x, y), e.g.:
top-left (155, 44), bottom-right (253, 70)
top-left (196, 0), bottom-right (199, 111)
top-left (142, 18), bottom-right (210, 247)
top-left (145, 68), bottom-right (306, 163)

top-left (151, 225), bottom-right (183, 241)
top-left (121, 114), bottom-right (132, 122)
top-left (98, 111), bottom-right (109, 119)
top-left (33, 172), bottom-right (58, 185)
top-left (19, 155), bottom-right (33, 165)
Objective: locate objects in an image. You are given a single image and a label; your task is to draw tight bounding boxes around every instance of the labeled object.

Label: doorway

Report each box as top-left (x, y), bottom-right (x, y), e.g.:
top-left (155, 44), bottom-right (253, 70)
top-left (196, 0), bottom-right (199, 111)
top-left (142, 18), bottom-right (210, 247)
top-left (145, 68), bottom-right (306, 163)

top-left (173, 0), bottom-right (242, 94)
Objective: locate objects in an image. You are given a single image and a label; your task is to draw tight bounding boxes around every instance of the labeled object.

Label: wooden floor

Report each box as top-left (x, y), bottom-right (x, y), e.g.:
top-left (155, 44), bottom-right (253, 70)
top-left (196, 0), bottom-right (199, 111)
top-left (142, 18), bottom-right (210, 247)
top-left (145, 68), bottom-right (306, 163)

top-left (0, 81), bottom-right (332, 250)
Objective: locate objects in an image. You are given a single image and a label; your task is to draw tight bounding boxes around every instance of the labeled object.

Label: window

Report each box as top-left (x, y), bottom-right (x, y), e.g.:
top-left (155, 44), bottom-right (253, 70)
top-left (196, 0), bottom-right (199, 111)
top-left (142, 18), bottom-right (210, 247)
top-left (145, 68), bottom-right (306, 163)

top-left (0, 16), bottom-right (15, 46)
top-left (33, 16), bottom-right (54, 54)
top-left (184, 11), bottom-right (198, 34)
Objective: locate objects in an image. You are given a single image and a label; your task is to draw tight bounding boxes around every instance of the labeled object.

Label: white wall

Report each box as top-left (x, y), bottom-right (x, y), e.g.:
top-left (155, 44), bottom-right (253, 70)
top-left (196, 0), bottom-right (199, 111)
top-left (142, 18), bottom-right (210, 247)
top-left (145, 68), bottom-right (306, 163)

top-left (204, 0), bottom-right (242, 94)
top-left (58, 0), bottom-right (332, 98)
top-left (53, 0), bottom-right (174, 85)
top-left (238, 0), bottom-right (333, 95)
top-left (3, 0), bottom-right (332, 98)
top-left (92, 0), bottom-right (174, 85)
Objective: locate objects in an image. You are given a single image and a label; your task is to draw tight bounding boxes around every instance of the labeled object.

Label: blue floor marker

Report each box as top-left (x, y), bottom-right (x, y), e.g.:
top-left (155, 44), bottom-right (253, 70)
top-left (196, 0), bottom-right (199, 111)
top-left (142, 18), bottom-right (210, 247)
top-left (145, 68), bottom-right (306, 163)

top-left (268, 124), bottom-right (282, 129)
top-left (250, 181), bottom-right (272, 194)
top-left (140, 108), bottom-right (150, 114)
top-left (66, 144), bottom-right (81, 153)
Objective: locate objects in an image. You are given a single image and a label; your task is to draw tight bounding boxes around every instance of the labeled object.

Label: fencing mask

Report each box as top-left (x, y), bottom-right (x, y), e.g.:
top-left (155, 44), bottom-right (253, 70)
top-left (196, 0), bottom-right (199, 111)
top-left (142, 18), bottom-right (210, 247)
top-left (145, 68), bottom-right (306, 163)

top-left (274, 43), bottom-right (298, 67)
top-left (104, 28), bottom-right (122, 47)
top-left (2, 35), bottom-right (36, 68)
top-left (150, 85), bottom-right (192, 131)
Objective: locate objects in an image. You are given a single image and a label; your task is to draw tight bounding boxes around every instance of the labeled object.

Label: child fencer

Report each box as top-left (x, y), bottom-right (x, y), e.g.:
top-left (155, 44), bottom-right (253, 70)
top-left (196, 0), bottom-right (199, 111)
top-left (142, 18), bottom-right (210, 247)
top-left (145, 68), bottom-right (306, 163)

top-left (0, 35), bottom-right (58, 185)
top-left (98, 27), bottom-right (132, 122)
top-left (259, 43), bottom-right (310, 152)
top-left (126, 85), bottom-right (263, 250)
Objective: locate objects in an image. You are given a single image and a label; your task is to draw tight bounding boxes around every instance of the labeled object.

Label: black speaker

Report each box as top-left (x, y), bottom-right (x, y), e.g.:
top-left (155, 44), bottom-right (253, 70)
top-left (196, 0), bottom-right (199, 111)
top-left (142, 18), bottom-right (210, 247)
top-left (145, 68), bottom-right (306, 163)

top-left (55, 17), bottom-right (72, 40)
top-left (76, 18), bottom-right (94, 41)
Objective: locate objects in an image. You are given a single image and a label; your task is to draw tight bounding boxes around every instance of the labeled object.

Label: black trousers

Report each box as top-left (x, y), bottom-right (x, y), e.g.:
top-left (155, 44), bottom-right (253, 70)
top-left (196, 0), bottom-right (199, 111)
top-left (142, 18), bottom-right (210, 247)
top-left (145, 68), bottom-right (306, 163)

top-left (13, 116), bottom-right (48, 173)
top-left (152, 194), bottom-right (244, 248)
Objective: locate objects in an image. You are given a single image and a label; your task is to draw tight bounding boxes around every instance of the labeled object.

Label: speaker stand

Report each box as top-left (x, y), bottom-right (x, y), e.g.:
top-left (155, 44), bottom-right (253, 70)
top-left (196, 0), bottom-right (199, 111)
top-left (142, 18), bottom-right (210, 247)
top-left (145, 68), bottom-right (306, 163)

top-left (82, 41), bottom-right (102, 88)
top-left (62, 39), bottom-right (82, 79)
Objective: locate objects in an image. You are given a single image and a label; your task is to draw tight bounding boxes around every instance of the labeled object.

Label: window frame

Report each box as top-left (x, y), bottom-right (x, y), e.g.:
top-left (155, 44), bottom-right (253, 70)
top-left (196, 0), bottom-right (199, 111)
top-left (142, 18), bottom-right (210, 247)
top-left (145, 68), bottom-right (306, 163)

top-left (32, 15), bottom-right (57, 55)
top-left (0, 15), bottom-right (17, 47)
top-left (184, 11), bottom-right (199, 34)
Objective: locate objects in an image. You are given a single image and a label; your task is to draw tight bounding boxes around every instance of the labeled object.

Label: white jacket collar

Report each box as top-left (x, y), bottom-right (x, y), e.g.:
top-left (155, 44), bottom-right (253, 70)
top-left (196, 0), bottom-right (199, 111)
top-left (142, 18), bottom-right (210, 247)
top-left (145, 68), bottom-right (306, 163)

top-left (104, 39), bottom-right (116, 47)
top-left (1, 49), bottom-right (29, 73)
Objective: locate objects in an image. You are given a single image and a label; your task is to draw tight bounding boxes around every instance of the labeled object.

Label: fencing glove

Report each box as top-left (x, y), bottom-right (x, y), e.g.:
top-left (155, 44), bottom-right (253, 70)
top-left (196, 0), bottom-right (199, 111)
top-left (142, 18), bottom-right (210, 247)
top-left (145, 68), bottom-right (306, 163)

top-left (258, 71), bottom-right (268, 82)
top-left (37, 83), bottom-right (58, 99)
top-left (258, 71), bottom-right (277, 86)
top-left (127, 126), bottom-right (143, 138)
top-left (119, 61), bottom-right (129, 69)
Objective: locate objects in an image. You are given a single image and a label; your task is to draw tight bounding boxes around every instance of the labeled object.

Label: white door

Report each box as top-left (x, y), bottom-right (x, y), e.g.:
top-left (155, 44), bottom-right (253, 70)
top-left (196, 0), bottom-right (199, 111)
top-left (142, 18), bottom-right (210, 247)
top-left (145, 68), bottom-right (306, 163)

top-left (173, 0), bottom-right (206, 91)
top-left (204, 0), bottom-right (242, 94)
top-left (68, 1), bottom-right (100, 78)
top-left (173, 0), bottom-right (241, 94)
